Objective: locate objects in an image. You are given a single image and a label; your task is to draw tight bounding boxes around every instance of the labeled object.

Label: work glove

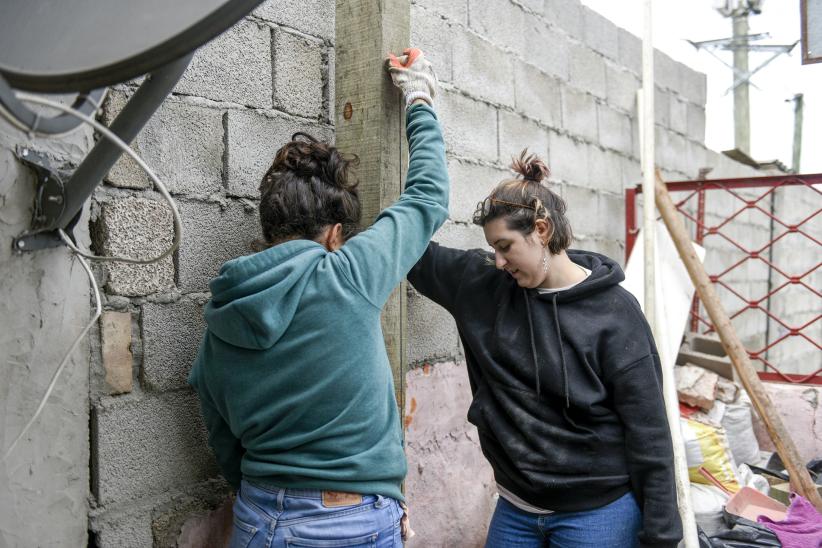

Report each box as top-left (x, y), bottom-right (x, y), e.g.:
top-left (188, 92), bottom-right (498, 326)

top-left (387, 48), bottom-right (438, 107)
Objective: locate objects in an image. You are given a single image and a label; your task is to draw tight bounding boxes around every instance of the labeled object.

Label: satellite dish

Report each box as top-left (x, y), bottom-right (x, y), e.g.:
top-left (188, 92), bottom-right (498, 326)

top-left (0, 0), bottom-right (265, 250)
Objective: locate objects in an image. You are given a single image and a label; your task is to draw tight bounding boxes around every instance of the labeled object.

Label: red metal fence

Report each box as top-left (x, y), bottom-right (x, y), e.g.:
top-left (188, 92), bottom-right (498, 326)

top-left (625, 173), bottom-right (822, 384)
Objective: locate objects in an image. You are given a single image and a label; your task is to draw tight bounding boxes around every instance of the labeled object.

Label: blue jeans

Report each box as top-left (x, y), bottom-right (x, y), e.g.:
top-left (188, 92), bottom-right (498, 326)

top-left (230, 480), bottom-right (402, 548)
top-left (485, 491), bottom-right (641, 548)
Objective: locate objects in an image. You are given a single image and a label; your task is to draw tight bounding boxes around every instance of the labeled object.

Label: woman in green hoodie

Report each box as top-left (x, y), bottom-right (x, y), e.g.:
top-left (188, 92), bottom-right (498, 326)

top-left (188, 49), bottom-right (446, 547)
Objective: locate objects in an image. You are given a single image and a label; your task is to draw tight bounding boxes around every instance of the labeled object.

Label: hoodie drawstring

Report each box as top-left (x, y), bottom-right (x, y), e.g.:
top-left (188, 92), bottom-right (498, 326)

top-left (523, 290), bottom-right (570, 408)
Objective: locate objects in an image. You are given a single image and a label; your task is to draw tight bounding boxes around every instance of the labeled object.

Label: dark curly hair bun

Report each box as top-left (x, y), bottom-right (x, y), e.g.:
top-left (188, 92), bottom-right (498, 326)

top-left (268, 132), bottom-right (359, 191)
top-left (510, 149), bottom-right (550, 183)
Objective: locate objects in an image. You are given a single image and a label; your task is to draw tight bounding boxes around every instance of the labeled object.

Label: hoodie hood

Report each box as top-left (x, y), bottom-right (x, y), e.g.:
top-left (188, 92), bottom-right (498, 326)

top-left (204, 240), bottom-right (327, 350)
top-left (533, 249), bottom-right (625, 303)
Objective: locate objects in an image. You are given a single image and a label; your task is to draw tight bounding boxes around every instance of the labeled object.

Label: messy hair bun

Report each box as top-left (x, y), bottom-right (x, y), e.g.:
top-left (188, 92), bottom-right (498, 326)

top-left (510, 150), bottom-right (550, 183)
top-left (256, 133), bottom-right (361, 249)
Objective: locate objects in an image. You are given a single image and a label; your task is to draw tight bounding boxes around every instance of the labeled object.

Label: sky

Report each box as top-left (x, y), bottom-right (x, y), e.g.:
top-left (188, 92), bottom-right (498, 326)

top-left (581, 0), bottom-right (822, 173)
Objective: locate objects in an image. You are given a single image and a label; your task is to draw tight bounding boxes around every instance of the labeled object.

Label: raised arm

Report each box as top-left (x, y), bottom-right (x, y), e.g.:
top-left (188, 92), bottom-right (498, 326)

top-left (335, 50), bottom-right (449, 308)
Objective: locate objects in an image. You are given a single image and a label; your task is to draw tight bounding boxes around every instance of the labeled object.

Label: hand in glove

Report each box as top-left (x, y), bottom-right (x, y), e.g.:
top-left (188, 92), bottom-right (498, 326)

top-left (387, 48), bottom-right (438, 107)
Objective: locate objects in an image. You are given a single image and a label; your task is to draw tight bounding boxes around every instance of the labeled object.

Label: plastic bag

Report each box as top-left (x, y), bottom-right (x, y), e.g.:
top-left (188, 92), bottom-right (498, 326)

top-left (682, 417), bottom-right (741, 492)
top-left (698, 512), bottom-right (782, 547)
top-left (722, 398), bottom-right (761, 466)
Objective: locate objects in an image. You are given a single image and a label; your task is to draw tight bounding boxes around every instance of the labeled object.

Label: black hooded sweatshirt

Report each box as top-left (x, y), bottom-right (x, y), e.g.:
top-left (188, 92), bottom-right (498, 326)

top-left (408, 243), bottom-right (683, 547)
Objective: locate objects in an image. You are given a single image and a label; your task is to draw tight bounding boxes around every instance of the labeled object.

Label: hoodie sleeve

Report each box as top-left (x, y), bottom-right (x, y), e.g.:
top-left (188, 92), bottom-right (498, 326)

top-left (605, 295), bottom-right (683, 547)
top-left (336, 103), bottom-right (449, 308)
top-left (198, 395), bottom-right (244, 491)
top-left (407, 241), bottom-right (477, 313)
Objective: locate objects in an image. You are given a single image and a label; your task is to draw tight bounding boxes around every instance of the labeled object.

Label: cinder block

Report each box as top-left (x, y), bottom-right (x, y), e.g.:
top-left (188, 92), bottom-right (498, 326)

top-left (141, 298), bottom-right (207, 392)
top-left (92, 510), bottom-right (153, 548)
top-left (582, 7), bottom-right (618, 60)
top-left (437, 89), bottom-right (498, 162)
top-left (452, 32), bottom-right (515, 107)
top-left (100, 311), bottom-right (133, 395)
top-left (596, 191), bottom-right (625, 238)
top-left (575, 235), bottom-right (624, 264)
top-left (679, 65), bottom-right (708, 107)
top-left (620, 155), bottom-right (641, 189)
top-left (655, 87), bottom-right (670, 128)
top-left (101, 92), bottom-right (224, 195)
top-left (224, 109), bottom-right (333, 198)
top-left (411, 5), bottom-right (454, 83)
top-left (499, 111), bottom-right (550, 165)
top-left (253, 0), bottom-right (335, 40)
top-left (654, 51), bottom-right (682, 92)
top-left (560, 87), bottom-right (597, 142)
top-left (413, 0), bottom-right (468, 24)
top-left (687, 102), bottom-right (706, 143)
top-left (176, 200), bottom-right (260, 293)
top-left (529, 24), bottom-right (572, 82)
top-left (560, 184), bottom-right (598, 239)
top-left (617, 27), bottom-right (642, 76)
top-left (324, 46), bottom-right (335, 124)
top-left (670, 96), bottom-right (688, 135)
top-left (92, 391), bottom-right (218, 505)
top-left (176, 19), bottom-right (272, 108)
top-left (513, 60), bottom-right (562, 127)
top-left (543, 0), bottom-right (583, 38)
top-left (431, 220), bottom-right (488, 252)
top-left (597, 104), bottom-right (632, 155)
top-left (676, 348), bottom-right (734, 380)
top-left (408, 287), bottom-right (461, 365)
top-left (447, 157), bottom-right (509, 224)
top-left (273, 29), bottom-right (325, 119)
top-left (569, 47), bottom-right (607, 100)
top-left (548, 132), bottom-right (588, 187)
top-left (687, 332), bottom-right (726, 357)
top-left (468, 0), bottom-right (529, 54)
top-left (92, 197), bottom-right (175, 297)
top-left (587, 145), bottom-right (623, 195)
top-left (605, 63), bottom-right (640, 114)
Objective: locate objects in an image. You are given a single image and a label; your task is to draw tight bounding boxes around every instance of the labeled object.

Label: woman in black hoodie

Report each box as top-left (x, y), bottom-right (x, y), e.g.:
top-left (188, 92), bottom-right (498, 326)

top-left (408, 151), bottom-right (682, 547)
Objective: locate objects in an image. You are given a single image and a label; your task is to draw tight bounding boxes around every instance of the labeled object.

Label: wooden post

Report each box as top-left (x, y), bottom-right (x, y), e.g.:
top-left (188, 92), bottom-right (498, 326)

top-left (335, 0), bottom-right (410, 414)
top-left (654, 170), bottom-right (822, 512)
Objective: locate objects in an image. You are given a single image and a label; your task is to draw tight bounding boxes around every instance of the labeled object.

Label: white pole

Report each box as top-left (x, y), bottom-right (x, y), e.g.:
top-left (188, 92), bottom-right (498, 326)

top-left (642, 2), bottom-right (699, 546)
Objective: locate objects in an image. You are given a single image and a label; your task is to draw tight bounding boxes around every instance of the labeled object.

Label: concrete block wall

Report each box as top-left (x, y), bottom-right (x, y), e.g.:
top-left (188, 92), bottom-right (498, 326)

top-left (86, 1), bottom-right (335, 544)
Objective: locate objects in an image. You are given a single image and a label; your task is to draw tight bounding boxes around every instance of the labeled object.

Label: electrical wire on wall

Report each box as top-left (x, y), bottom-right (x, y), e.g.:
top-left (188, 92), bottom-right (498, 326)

top-left (1, 92), bottom-right (182, 462)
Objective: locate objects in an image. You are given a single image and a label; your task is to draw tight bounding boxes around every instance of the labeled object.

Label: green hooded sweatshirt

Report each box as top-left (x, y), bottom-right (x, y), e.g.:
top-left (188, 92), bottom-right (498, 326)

top-left (188, 104), bottom-right (448, 502)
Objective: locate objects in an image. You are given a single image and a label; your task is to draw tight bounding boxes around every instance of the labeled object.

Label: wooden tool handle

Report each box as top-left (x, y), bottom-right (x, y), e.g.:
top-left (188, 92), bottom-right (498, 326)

top-left (653, 170), bottom-right (822, 513)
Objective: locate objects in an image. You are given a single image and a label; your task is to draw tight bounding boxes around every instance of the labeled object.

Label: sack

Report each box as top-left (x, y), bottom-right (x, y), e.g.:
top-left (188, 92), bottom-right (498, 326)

top-left (691, 483), bottom-right (730, 536)
top-left (682, 417), bottom-right (741, 493)
top-left (722, 399), bottom-right (761, 466)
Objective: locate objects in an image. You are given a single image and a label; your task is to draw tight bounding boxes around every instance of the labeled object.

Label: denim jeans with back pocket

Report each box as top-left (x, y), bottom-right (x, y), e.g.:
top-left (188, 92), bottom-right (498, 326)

top-left (230, 480), bottom-right (403, 548)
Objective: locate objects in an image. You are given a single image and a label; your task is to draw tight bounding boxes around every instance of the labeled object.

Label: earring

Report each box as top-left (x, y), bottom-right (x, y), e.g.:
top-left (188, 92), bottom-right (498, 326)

top-left (542, 247), bottom-right (549, 273)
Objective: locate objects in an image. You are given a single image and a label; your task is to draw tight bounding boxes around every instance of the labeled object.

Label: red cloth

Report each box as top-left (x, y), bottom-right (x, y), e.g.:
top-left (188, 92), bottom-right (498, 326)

top-left (758, 493), bottom-right (822, 548)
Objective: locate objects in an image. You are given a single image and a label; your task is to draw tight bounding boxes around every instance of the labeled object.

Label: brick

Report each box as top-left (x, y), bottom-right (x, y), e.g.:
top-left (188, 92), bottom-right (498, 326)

top-left (569, 47), bottom-right (607, 99)
top-left (675, 364), bottom-right (718, 410)
top-left (224, 109), bottom-right (333, 198)
top-left (273, 29), bottom-right (325, 119)
top-left (92, 197), bottom-right (175, 296)
top-left (597, 104), bottom-right (632, 155)
top-left (513, 60), bottom-right (562, 127)
top-left (529, 23), bottom-right (571, 81)
top-left (414, 0), bottom-right (468, 24)
top-left (141, 298), bottom-right (207, 392)
top-left (679, 65), bottom-right (708, 107)
top-left (176, 19), bottom-right (272, 108)
top-left (177, 200), bottom-right (260, 293)
top-left (411, 4), bottom-right (454, 83)
top-left (560, 87), bottom-right (598, 142)
top-left (670, 96), bottom-right (688, 135)
top-left (587, 145), bottom-right (623, 195)
top-left (408, 287), bottom-right (461, 365)
top-left (499, 111), bottom-right (550, 164)
top-left (687, 102), bottom-right (706, 142)
top-left (605, 63), bottom-right (640, 113)
top-left (654, 50), bottom-right (681, 92)
top-left (582, 7), bottom-right (618, 60)
top-left (253, 0), bottom-right (334, 40)
top-left (100, 311), bottom-right (133, 395)
top-left (543, 0), bottom-right (583, 38)
top-left (437, 90), bottom-right (498, 162)
top-left (617, 27), bottom-right (642, 76)
top-left (102, 92), bottom-right (224, 195)
top-left (548, 132), bottom-right (588, 187)
top-left (92, 391), bottom-right (218, 505)
top-left (452, 32), bottom-right (515, 107)
top-left (447, 158), bottom-right (508, 223)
